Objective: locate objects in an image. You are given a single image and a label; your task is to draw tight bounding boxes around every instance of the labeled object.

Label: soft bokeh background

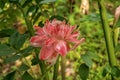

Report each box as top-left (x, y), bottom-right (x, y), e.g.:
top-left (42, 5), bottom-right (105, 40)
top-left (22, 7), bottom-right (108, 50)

top-left (0, 0), bottom-right (120, 80)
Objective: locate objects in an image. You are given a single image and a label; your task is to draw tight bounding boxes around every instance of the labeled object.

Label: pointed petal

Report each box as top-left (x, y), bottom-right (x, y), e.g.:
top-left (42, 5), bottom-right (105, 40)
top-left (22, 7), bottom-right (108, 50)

top-left (46, 53), bottom-right (58, 65)
top-left (71, 38), bottom-right (85, 50)
top-left (30, 35), bottom-right (47, 47)
top-left (44, 38), bottom-right (56, 46)
top-left (34, 26), bottom-right (45, 35)
top-left (55, 40), bottom-right (67, 56)
top-left (39, 46), bottom-right (54, 60)
top-left (30, 36), bottom-right (42, 47)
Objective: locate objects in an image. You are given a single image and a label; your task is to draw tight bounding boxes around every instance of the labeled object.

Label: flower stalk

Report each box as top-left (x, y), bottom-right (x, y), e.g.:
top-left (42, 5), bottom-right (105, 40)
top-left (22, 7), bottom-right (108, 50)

top-left (61, 56), bottom-right (66, 80)
top-left (98, 0), bottom-right (116, 67)
top-left (98, 0), bottom-right (117, 79)
top-left (16, 3), bottom-right (49, 80)
top-left (53, 56), bottom-right (59, 80)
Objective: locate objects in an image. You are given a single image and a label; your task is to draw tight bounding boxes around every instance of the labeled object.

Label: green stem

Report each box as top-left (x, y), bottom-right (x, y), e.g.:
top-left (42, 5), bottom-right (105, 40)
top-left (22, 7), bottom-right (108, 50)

top-left (16, 4), bottom-right (49, 80)
top-left (35, 49), bottom-right (49, 80)
top-left (98, 0), bottom-right (117, 79)
top-left (98, 0), bottom-right (116, 67)
top-left (16, 4), bottom-right (34, 36)
top-left (53, 56), bottom-right (59, 80)
top-left (61, 56), bottom-right (66, 80)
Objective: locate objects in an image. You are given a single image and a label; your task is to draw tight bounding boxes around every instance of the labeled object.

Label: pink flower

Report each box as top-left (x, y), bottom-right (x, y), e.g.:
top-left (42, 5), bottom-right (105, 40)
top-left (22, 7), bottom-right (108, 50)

top-left (30, 19), bottom-right (85, 64)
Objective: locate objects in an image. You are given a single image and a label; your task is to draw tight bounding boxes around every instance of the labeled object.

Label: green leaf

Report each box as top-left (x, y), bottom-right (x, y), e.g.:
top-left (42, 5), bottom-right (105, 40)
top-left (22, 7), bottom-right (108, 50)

top-left (3, 71), bottom-right (16, 80)
top-left (0, 44), bottom-right (15, 56)
top-left (111, 66), bottom-right (120, 78)
top-left (9, 32), bottom-right (28, 50)
top-left (31, 58), bottom-right (38, 65)
top-left (81, 53), bottom-right (93, 68)
top-left (19, 63), bottom-right (30, 71)
top-left (33, 12), bottom-right (41, 24)
top-left (79, 63), bottom-right (89, 80)
top-left (4, 54), bottom-right (21, 63)
top-left (27, 5), bottom-right (37, 16)
top-left (0, 29), bottom-right (15, 38)
top-left (20, 46), bottom-right (34, 57)
top-left (49, 15), bottom-right (67, 22)
top-left (102, 65), bottom-right (111, 77)
top-left (22, 0), bottom-right (32, 8)
top-left (22, 71), bottom-right (34, 80)
top-left (40, 0), bottom-right (56, 4)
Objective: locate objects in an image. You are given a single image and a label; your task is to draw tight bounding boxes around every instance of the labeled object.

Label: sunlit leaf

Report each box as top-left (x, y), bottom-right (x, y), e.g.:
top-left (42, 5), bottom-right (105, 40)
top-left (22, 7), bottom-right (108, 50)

top-left (79, 63), bottom-right (89, 80)
top-left (0, 44), bottom-right (15, 56)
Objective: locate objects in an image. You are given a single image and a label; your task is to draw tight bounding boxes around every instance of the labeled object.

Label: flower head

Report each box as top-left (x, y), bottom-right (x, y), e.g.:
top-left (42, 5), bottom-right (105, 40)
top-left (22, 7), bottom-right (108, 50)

top-left (30, 19), bottom-right (85, 64)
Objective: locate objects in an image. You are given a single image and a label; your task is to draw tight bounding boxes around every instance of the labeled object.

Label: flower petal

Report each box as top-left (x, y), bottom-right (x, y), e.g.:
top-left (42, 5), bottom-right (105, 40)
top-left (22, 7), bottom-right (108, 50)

top-left (55, 40), bottom-right (67, 56)
top-left (71, 38), bottom-right (85, 50)
top-left (30, 35), bottom-right (47, 47)
top-left (39, 46), bottom-right (54, 60)
top-left (34, 26), bottom-right (45, 35)
top-left (46, 53), bottom-right (58, 65)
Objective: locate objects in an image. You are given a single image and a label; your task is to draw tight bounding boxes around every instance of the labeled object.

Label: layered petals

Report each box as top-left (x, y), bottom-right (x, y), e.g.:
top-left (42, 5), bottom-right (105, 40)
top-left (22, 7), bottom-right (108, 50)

top-left (30, 19), bottom-right (84, 64)
top-left (40, 46), bottom-right (54, 60)
top-left (55, 40), bottom-right (67, 56)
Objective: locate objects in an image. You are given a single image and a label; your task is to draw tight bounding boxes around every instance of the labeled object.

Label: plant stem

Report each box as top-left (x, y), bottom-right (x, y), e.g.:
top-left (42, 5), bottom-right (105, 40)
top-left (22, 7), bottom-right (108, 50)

top-left (98, 0), bottom-right (117, 67)
top-left (16, 4), bottom-right (49, 80)
top-left (98, 0), bottom-right (117, 79)
top-left (16, 4), bottom-right (34, 36)
top-left (35, 49), bottom-right (49, 80)
top-left (61, 56), bottom-right (66, 80)
top-left (53, 56), bottom-right (59, 80)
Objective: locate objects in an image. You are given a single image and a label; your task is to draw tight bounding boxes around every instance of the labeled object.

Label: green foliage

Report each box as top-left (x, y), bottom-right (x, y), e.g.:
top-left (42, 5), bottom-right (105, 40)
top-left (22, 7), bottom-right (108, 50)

top-left (0, 29), bottom-right (15, 38)
top-left (4, 54), bottom-right (21, 63)
top-left (81, 51), bottom-right (100, 68)
top-left (0, 0), bottom-right (120, 80)
top-left (3, 71), bottom-right (16, 80)
top-left (9, 32), bottom-right (28, 50)
top-left (0, 44), bottom-right (15, 56)
top-left (22, 71), bottom-right (34, 80)
top-left (19, 63), bottom-right (30, 71)
top-left (79, 63), bottom-right (89, 80)
top-left (111, 66), bottom-right (120, 78)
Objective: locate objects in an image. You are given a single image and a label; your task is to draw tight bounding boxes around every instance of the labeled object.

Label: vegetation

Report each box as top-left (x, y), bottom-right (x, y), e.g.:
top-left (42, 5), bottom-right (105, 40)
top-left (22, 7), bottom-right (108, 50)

top-left (0, 0), bottom-right (120, 80)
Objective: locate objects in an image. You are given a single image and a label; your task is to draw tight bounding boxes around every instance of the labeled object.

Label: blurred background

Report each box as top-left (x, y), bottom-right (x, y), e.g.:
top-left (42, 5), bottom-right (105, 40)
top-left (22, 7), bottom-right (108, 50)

top-left (0, 0), bottom-right (120, 80)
